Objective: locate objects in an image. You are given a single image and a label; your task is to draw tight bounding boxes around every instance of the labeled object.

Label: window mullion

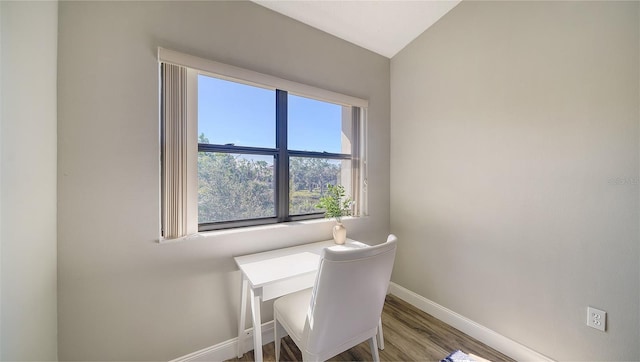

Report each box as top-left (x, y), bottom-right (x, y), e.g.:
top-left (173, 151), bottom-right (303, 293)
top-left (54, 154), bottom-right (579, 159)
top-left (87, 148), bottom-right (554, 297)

top-left (197, 143), bottom-right (278, 156)
top-left (276, 90), bottom-right (289, 222)
top-left (288, 150), bottom-right (351, 159)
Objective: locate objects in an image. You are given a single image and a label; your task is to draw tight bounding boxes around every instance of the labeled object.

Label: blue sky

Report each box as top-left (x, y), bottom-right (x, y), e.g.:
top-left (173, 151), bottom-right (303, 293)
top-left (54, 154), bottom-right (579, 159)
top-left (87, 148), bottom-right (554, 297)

top-left (198, 74), bottom-right (343, 154)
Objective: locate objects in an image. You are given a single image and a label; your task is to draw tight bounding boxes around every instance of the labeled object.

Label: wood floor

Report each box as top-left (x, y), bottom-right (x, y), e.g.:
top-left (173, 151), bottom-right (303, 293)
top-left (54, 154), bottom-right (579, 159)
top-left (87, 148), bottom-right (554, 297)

top-left (227, 294), bottom-right (514, 362)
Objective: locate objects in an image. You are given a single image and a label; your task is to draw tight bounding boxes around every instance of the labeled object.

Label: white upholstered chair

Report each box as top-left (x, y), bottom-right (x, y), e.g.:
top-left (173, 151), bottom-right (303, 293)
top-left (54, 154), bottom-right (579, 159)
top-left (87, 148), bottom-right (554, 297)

top-left (273, 234), bottom-right (398, 362)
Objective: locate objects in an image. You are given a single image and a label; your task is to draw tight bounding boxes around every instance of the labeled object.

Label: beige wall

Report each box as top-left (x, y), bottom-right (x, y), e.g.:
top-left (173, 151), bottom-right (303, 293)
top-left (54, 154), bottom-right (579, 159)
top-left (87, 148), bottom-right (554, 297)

top-left (390, 1), bottom-right (639, 360)
top-left (57, 1), bottom-right (389, 360)
top-left (1, 1), bottom-right (59, 360)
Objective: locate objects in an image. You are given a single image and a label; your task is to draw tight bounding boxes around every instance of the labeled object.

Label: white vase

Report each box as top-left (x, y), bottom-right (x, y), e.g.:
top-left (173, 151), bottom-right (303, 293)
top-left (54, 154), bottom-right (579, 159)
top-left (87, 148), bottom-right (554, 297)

top-left (332, 222), bottom-right (346, 245)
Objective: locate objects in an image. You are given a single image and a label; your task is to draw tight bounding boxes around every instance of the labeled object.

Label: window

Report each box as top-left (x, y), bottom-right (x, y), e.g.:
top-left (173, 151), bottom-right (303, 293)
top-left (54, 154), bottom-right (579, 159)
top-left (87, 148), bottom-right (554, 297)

top-left (197, 76), bottom-right (277, 226)
top-left (159, 48), bottom-right (367, 238)
top-left (196, 75), bottom-right (360, 231)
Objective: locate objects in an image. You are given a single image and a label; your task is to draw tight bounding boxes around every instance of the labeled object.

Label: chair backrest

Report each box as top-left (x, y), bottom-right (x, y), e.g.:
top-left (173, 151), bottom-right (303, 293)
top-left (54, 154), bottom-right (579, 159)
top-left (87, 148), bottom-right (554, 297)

top-left (303, 234), bottom-right (398, 357)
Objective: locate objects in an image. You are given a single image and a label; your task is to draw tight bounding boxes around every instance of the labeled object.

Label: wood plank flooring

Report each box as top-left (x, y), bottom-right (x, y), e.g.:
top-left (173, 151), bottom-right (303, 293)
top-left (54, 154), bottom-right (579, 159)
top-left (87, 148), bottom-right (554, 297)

top-left (227, 294), bottom-right (515, 362)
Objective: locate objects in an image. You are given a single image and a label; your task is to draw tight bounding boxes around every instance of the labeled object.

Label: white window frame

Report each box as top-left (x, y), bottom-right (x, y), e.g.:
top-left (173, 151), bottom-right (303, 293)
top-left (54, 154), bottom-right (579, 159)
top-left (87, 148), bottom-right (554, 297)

top-left (158, 48), bottom-right (368, 237)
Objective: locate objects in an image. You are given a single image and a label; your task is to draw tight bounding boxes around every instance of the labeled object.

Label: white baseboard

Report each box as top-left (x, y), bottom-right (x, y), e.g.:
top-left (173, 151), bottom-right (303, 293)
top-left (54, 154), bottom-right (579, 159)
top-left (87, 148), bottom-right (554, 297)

top-left (169, 321), bottom-right (274, 362)
top-left (388, 282), bottom-right (553, 362)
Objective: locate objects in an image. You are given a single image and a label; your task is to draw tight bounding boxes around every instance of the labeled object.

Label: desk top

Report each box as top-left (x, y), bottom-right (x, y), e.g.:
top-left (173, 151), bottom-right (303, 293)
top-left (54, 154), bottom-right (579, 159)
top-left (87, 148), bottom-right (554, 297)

top-left (234, 239), bottom-right (368, 288)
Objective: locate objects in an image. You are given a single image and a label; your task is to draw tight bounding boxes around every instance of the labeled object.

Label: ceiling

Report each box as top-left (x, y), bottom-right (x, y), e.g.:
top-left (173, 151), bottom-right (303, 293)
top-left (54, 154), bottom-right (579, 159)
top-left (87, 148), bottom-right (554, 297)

top-left (252, 0), bottom-right (461, 59)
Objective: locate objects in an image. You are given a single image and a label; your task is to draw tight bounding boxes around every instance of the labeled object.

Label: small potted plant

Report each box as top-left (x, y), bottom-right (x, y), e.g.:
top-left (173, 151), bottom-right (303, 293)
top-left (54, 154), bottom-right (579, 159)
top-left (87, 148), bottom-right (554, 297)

top-left (316, 184), bottom-right (353, 244)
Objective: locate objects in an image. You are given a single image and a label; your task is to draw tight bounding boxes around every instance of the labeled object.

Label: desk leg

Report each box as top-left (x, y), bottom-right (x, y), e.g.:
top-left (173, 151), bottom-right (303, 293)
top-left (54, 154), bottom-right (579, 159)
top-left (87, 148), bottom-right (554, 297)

top-left (377, 317), bottom-right (385, 350)
top-left (237, 276), bottom-right (248, 358)
top-left (250, 288), bottom-right (263, 362)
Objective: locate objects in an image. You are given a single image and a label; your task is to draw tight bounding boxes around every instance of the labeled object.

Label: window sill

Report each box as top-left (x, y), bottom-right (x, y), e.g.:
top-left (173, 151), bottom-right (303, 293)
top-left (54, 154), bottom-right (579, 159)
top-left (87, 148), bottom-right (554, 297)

top-left (158, 216), bottom-right (364, 244)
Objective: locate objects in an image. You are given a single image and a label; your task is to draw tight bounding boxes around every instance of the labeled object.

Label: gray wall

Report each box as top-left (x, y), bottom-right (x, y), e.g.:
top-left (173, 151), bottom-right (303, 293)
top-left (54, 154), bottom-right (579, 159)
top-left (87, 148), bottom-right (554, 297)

top-left (1, 1), bottom-right (59, 360)
top-left (57, 1), bottom-right (389, 360)
top-left (390, 1), bottom-right (639, 360)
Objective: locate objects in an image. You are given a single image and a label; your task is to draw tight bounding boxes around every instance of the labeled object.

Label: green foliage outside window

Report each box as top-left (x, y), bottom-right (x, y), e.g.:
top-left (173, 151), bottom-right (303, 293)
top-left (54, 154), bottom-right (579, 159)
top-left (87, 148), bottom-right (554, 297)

top-left (198, 134), bottom-right (346, 223)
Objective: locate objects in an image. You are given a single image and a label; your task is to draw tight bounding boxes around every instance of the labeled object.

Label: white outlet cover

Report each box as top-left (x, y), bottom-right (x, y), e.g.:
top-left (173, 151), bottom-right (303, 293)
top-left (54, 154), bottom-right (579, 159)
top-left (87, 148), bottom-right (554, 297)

top-left (587, 306), bottom-right (606, 332)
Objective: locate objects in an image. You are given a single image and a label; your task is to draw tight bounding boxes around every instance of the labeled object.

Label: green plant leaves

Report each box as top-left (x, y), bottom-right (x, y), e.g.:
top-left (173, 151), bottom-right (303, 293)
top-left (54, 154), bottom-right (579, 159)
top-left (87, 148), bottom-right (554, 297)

top-left (315, 184), bottom-right (353, 222)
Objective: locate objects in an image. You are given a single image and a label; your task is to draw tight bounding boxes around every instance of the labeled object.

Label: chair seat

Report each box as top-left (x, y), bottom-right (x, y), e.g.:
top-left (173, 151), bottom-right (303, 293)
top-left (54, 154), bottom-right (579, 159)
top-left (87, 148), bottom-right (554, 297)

top-left (273, 288), bottom-right (312, 342)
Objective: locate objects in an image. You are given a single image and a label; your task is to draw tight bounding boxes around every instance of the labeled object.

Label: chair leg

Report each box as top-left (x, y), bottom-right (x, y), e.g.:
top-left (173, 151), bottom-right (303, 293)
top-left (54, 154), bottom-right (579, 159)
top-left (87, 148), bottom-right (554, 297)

top-left (369, 336), bottom-right (380, 362)
top-left (377, 317), bottom-right (385, 350)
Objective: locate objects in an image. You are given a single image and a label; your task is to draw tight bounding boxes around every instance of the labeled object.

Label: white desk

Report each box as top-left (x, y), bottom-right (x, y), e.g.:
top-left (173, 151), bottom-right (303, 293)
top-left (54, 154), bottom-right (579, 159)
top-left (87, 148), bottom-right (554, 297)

top-left (234, 239), bottom-right (382, 362)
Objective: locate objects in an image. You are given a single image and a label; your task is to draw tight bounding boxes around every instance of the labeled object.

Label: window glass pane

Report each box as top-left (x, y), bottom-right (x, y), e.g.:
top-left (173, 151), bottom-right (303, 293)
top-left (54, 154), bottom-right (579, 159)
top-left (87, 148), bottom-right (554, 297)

top-left (198, 153), bottom-right (275, 223)
top-left (289, 157), bottom-right (352, 215)
top-left (288, 94), bottom-right (352, 154)
top-left (198, 74), bottom-right (275, 148)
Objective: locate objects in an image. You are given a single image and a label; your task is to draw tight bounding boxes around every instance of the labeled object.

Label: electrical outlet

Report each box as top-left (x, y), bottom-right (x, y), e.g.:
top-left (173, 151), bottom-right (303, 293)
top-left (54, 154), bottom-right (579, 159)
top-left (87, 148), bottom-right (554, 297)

top-left (587, 306), bottom-right (606, 331)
